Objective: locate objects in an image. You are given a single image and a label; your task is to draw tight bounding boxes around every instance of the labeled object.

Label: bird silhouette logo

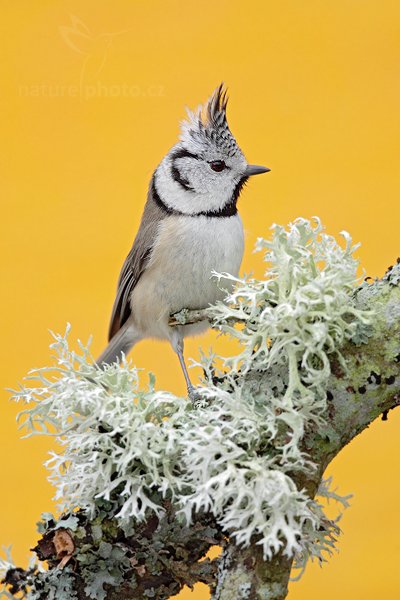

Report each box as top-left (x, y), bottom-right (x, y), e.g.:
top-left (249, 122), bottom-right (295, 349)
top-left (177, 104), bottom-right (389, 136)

top-left (59, 15), bottom-right (132, 94)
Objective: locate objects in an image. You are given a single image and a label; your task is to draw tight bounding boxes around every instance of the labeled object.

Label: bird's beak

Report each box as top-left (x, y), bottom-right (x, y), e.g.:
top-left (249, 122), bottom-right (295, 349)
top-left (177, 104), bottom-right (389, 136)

top-left (244, 164), bottom-right (271, 177)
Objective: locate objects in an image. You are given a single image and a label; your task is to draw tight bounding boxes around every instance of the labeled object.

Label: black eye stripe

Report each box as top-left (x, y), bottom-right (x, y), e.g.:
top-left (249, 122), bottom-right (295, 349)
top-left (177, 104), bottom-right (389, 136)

top-left (171, 148), bottom-right (200, 161)
top-left (170, 162), bottom-right (195, 192)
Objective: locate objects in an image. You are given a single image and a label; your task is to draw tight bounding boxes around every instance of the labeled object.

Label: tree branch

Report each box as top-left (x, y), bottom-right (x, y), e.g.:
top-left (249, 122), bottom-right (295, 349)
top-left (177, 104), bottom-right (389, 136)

top-left (213, 546), bottom-right (293, 600)
top-left (169, 308), bottom-right (211, 327)
top-left (214, 265), bottom-right (399, 599)
top-left (2, 251), bottom-right (399, 600)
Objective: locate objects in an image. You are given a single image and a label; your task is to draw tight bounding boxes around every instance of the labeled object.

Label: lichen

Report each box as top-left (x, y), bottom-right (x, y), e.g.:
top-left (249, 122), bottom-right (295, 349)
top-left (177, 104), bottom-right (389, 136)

top-left (9, 218), bottom-right (371, 581)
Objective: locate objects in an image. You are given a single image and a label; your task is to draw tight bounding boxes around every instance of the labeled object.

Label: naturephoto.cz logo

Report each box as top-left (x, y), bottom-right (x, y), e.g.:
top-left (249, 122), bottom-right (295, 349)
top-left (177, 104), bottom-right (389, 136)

top-left (18, 15), bottom-right (165, 100)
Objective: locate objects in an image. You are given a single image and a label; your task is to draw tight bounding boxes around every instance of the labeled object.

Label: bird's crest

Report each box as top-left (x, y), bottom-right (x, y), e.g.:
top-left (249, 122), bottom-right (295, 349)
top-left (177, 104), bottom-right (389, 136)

top-left (180, 84), bottom-right (242, 158)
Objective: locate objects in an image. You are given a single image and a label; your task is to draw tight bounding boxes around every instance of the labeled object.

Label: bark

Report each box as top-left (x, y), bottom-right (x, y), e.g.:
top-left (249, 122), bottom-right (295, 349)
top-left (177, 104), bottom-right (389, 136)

top-left (213, 546), bottom-right (293, 600)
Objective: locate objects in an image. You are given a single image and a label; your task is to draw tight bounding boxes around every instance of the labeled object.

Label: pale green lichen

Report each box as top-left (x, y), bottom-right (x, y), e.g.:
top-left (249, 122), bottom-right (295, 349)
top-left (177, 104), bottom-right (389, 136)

top-left (8, 218), bottom-right (370, 587)
top-left (257, 582), bottom-right (287, 600)
top-left (0, 549), bottom-right (17, 600)
top-left (238, 583), bottom-right (252, 598)
top-left (172, 308), bottom-right (190, 325)
top-left (28, 568), bottom-right (78, 600)
top-left (0, 547), bottom-right (73, 600)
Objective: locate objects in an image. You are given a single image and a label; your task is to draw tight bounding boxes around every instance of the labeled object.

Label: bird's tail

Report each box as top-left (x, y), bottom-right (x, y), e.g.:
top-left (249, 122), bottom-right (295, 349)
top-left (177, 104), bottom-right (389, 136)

top-left (96, 321), bottom-right (141, 367)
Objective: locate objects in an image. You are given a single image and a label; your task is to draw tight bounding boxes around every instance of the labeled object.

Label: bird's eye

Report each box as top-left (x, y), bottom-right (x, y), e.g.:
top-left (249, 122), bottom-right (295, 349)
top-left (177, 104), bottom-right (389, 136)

top-left (209, 160), bottom-right (226, 172)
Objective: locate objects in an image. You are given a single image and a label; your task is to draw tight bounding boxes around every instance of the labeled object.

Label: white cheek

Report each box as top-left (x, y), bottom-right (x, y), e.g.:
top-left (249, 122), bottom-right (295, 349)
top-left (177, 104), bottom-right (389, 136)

top-left (156, 157), bottom-right (235, 215)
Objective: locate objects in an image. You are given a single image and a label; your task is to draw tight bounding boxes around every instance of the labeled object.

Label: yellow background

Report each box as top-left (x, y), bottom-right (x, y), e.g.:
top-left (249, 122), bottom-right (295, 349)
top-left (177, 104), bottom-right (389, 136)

top-left (1, 1), bottom-right (399, 598)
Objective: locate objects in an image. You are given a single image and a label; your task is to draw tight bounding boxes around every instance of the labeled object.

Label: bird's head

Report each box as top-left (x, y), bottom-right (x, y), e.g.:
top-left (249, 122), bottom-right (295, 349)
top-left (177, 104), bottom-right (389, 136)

top-left (154, 84), bottom-right (270, 217)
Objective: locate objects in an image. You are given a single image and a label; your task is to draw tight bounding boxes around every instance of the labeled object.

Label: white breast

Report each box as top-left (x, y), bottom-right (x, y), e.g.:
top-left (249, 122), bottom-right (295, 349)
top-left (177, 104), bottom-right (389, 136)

top-left (130, 214), bottom-right (244, 340)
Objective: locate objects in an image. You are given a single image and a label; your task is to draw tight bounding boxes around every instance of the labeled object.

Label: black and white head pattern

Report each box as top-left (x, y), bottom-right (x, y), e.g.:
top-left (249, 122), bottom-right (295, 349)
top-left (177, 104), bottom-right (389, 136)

top-left (153, 85), bottom-right (249, 218)
top-left (180, 84), bottom-right (243, 160)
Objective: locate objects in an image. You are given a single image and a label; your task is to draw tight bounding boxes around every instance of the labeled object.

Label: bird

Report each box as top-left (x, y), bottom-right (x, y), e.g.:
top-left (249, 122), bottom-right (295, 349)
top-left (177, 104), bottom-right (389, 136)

top-left (97, 84), bottom-right (270, 396)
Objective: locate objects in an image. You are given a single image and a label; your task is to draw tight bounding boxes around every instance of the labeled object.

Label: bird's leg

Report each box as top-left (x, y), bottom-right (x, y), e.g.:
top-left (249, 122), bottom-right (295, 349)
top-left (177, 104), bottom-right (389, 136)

top-left (171, 329), bottom-right (199, 400)
top-left (171, 329), bottom-right (195, 398)
top-left (176, 342), bottom-right (195, 398)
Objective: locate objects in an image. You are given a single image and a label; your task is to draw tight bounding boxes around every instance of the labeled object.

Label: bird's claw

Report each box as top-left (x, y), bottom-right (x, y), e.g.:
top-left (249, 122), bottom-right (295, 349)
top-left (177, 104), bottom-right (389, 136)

top-left (187, 385), bottom-right (204, 406)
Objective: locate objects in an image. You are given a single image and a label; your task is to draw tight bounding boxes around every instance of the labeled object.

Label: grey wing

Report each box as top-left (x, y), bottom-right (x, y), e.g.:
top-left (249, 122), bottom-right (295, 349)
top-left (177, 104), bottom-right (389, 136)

top-left (108, 181), bottom-right (166, 341)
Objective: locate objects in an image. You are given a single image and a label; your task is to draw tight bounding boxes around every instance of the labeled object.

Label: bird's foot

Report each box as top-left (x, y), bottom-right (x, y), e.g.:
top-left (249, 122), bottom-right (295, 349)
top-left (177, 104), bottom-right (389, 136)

top-left (188, 385), bottom-right (207, 408)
